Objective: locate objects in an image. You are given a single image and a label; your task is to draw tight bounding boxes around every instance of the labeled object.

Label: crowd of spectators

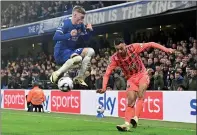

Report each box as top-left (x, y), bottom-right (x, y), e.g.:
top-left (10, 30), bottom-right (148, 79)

top-left (1, 1), bottom-right (196, 91)
top-left (1, 52), bottom-right (57, 89)
top-left (1, 1), bottom-right (125, 28)
top-left (1, 31), bottom-right (197, 91)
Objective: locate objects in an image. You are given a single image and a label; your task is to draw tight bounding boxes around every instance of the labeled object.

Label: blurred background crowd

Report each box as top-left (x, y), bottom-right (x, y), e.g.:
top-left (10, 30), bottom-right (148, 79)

top-left (1, 1), bottom-right (197, 91)
top-left (1, 1), bottom-right (125, 28)
top-left (1, 31), bottom-right (197, 91)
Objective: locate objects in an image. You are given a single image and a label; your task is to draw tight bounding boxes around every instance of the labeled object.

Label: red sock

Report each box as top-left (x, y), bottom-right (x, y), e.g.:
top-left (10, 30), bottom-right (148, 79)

top-left (125, 105), bottom-right (135, 123)
top-left (135, 98), bottom-right (144, 118)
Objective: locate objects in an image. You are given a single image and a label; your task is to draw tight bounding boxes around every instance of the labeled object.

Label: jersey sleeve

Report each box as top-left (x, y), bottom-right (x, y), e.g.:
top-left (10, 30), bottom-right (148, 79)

top-left (132, 42), bottom-right (170, 54)
top-left (102, 56), bottom-right (117, 90)
top-left (53, 20), bottom-right (72, 41)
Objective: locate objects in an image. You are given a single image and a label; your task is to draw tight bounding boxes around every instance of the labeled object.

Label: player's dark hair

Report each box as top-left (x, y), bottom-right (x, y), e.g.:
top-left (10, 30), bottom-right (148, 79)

top-left (114, 38), bottom-right (125, 46)
top-left (72, 6), bottom-right (86, 15)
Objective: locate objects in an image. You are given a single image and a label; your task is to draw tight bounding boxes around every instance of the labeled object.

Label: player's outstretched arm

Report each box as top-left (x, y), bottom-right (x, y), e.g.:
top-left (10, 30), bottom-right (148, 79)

top-left (96, 57), bottom-right (117, 94)
top-left (133, 42), bottom-right (174, 54)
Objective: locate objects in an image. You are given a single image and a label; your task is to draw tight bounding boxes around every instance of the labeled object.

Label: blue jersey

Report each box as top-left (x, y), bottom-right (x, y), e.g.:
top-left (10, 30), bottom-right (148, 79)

top-left (53, 18), bottom-right (92, 65)
top-left (53, 18), bottom-right (92, 50)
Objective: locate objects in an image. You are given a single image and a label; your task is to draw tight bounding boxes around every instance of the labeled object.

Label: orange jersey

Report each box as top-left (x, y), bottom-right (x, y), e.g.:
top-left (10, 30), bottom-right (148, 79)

top-left (27, 86), bottom-right (45, 105)
top-left (102, 42), bottom-right (170, 90)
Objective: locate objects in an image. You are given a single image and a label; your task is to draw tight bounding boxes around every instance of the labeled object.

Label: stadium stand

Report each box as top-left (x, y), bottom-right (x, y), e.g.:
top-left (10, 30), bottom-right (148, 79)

top-left (1, 1), bottom-right (197, 91)
top-left (1, 1), bottom-right (126, 28)
top-left (1, 33), bottom-right (197, 90)
top-left (1, 2), bottom-right (197, 134)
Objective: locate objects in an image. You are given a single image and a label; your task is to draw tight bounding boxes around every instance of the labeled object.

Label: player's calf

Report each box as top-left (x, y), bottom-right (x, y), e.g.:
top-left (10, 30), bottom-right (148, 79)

top-left (130, 83), bottom-right (148, 128)
top-left (74, 48), bottom-right (95, 86)
top-left (123, 91), bottom-right (138, 128)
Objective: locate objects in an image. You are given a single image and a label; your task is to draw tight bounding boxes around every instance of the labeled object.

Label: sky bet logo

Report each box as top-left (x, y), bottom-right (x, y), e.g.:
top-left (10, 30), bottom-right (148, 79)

top-left (98, 93), bottom-right (116, 115)
top-left (190, 99), bottom-right (196, 115)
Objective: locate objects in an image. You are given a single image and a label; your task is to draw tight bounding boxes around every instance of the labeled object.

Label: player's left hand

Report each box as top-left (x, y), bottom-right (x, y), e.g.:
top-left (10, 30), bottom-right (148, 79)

top-left (86, 24), bottom-right (93, 31)
top-left (96, 89), bottom-right (106, 94)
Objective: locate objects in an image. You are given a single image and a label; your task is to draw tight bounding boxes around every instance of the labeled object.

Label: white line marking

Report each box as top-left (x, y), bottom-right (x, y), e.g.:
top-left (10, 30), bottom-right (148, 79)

top-left (2, 111), bottom-right (196, 132)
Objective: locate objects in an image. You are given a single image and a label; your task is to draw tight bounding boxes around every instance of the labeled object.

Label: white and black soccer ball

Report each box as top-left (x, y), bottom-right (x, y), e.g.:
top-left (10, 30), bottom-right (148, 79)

top-left (58, 77), bottom-right (73, 92)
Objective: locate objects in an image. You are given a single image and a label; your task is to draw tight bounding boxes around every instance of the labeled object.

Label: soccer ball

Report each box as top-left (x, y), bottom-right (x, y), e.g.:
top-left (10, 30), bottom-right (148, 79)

top-left (97, 105), bottom-right (104, 114)
top-left (58, 77), bottom-right (73, 92)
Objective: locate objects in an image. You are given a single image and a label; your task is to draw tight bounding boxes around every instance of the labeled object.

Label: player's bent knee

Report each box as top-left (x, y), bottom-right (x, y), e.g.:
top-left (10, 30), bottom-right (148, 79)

top-left (138, 84), bottom-right (148, 98)
top-left (127, 99), bottom-right (135, 107)
top-left (87, 48), bottom-right (95, 57)
top-left (127, 91), bottom-right (137, 106)
top-left (72, 55), bottom-right (82, 64)
top-left (137, 92), bottom-right (144, 99)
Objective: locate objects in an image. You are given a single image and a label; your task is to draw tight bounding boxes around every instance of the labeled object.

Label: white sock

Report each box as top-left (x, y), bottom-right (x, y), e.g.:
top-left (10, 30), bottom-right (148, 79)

top-left (77, 56), bottom-right (91, 78)
top-left (56, 59), bottom-right (74, 76)
top-left (56, 56), bottom-right (82, 76)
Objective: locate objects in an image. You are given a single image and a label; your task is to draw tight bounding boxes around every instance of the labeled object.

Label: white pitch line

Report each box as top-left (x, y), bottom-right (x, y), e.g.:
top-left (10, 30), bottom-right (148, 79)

top-left (2, 112), bottom-right (196, 132)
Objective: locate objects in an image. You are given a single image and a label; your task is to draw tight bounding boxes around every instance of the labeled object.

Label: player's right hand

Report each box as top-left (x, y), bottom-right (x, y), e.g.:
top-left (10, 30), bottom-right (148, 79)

top-left (168, 48), bottom-right (176, 54)
top-left (70, 29), bottom-right (77, 36)
top-left (96, 89), bottom-right (106, 94)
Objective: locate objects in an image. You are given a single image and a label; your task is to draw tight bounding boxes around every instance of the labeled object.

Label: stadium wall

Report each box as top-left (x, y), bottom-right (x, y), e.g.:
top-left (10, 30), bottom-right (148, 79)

top-left (0, 90), bottom-right (196, 123)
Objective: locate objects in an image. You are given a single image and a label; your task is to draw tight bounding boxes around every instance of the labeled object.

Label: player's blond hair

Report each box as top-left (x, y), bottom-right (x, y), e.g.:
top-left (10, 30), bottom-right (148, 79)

top-left (72, 6), bottom-right (86, 15)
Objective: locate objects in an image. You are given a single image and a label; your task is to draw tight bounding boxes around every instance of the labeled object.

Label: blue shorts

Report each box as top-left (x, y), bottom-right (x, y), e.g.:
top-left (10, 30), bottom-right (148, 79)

top-left (54, 48), bottom-right (83, 65)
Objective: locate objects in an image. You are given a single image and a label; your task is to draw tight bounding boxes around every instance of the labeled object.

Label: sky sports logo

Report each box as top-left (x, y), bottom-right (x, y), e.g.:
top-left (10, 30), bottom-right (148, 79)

top-left (50, 91), bottom-right (80, 113)
top-left (98, 93), bottom-right (116, 115)
top-left (190, 99), bottom-right (196, 115)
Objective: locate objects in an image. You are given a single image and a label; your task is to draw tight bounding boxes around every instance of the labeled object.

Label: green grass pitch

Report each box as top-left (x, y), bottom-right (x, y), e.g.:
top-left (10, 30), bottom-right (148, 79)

top-left (1, 109), bottom-right (196, 135)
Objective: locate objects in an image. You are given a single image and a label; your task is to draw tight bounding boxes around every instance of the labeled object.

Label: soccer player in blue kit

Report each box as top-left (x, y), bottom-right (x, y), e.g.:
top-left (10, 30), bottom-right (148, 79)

top-left (50, 6), bottom-right (95, 86)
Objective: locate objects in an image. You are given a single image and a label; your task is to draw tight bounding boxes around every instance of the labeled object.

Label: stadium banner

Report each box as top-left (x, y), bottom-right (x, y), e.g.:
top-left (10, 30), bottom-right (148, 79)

top-left (2, 22), bottom-right (41, 41)
top-left (81, 90), bottom-right (118, 117)
top-left (1, 90), bottom-right (4, 108)
top-left (118, 91), bottom-right (163, 120)
top-left (1, 89), bottom-right (196, 123)
top-left (50, 90), bottom-right (81, 114)
top-left (80, 90), bottom-right (98, 116)
top-left (25, 90), bottom-right (29, 110)
top-left (2, 1), bottom-right (196, 41)
top-left (163, 91), bottom-right (196, 123)
top-left (3, 90), bottom-right (25, 110)
top-left (43, 90), bottom-right (51, 112)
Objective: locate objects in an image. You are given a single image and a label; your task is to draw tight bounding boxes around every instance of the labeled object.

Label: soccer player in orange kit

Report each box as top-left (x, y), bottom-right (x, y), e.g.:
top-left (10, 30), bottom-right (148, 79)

top-left (97, 38), bottom-right (174, 131)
